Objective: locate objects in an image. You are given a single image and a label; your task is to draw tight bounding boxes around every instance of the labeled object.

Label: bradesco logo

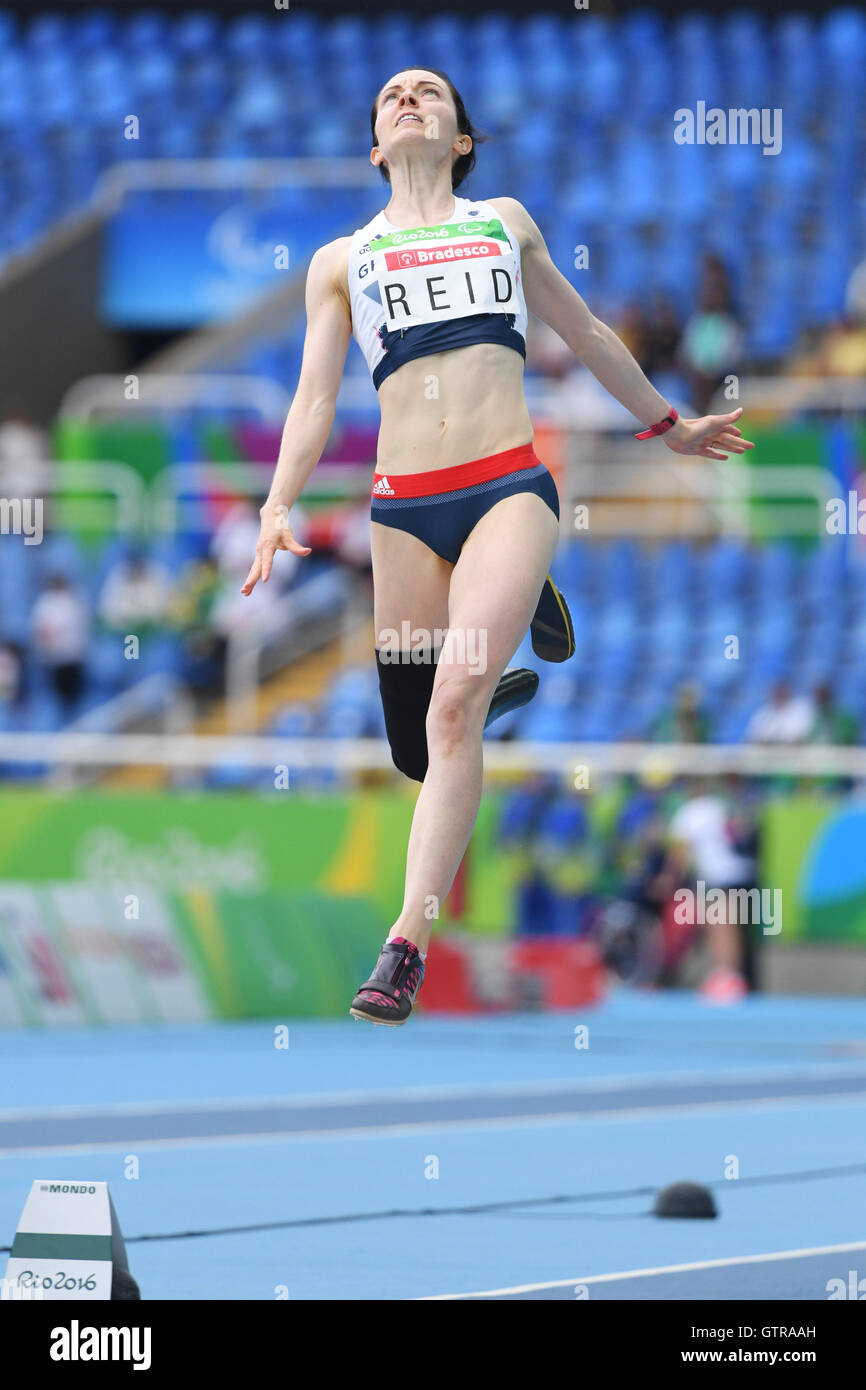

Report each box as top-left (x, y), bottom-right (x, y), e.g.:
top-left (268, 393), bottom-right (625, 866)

top-left (385, 241), bottom-right (501, 270)
top-left (42, 1185), bottom-right (98, 1195)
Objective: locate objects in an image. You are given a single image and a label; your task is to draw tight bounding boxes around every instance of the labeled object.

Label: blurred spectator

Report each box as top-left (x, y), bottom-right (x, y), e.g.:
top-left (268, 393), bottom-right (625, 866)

top-left (611, 294), bottom-right (686, 414)
top-left (653, 682), bottom-right (709, 743)
top-left (784, 323), bottom-right (826, 377)
top-left (815, 317), bottom-right (866, 378)
top-left (0, 641), bottom-right (23, 706)
top-left (600, 807), bottom-right (683, 986)
top-left (0, 406), bottom-right (52, 505)
top-left (524, 316), bottom-right (637, 430)
top-left (527, 298), bottom-right (688, 430)
top-left (209, 497), bottom-right (308, 640)
top-left (722, 776), bottom-right (762, 992)
top-left (168, 557), bottom-right (223, 699)
top-left (336, 501), bottom-right (374, 578)
top-left (497, 777), bottom-right (559, 937)
top-left (99, 550), bottom-right (173, 633)
top-left (809, 682), bottom-right (857, 745)
top-left (746, 681), bottom-right (815, 744)
top-left (678, 254), bottom-right (743, 414)
top-left (532, 795), bottom-right (601, 936)
top-left (212, 499), bottom-right (267, 580)
top-left (845, 255), bottom-right (866, 326)
top-left (622, 293), bottom-right (686, 406)
top-left (211, 497), bottom-right (307, 585)
top-left (30, 576), bottom-right (89, 712)
top-left (668, 780), bottom-right (755, 1003)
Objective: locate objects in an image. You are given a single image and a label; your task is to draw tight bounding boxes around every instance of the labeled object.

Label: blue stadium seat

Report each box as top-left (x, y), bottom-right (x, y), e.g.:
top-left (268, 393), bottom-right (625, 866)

top-left (173, 12), bottom-right (221, 56)
top-left (0, 10), bottom-right (858, 374)
top-left (89, 632), bottom-right (134, 693)
top-left (204, 756), bottom-right (257, 790)
top-left (124, 14), bottom-right (171, 50)
top-left (519, 704), bottom-right (575, 743)
top-left (537, 796), bottom-right (589, 847)
top-left (269, 704), bottom-right (315, 739)
top-left (320, 704), bottom-right (368, 740)
top-left (225, 15), bottom-right (273, 58)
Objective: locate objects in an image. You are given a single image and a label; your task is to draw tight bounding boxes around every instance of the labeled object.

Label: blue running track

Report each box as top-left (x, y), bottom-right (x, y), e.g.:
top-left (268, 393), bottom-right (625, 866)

top-left (2, 993), bottom-right (865, 1300)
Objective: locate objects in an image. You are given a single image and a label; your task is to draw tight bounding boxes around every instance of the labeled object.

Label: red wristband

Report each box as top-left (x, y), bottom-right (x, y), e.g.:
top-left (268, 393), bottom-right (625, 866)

top-left (635, 408), bottom-right (679, 440)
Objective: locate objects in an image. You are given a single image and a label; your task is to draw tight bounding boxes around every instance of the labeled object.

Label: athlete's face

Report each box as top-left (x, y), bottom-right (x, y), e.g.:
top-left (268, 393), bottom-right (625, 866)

top-left (372, 71), bottom-right (468, 179)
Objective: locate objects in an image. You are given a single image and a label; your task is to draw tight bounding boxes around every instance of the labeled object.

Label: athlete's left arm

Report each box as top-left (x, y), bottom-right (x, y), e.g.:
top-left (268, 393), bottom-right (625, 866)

top-left (490, 197), bottom-right (754, 459)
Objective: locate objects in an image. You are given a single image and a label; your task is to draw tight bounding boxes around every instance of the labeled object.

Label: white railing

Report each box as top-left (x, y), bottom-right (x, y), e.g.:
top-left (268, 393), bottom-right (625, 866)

top-left (59, 374), bottom-right (292, 424)
top-left (63, 673), bottom-right (186, 736)
top-left (143, 457), bottom-right (842, 540)
top-left (92, 158), bottom-right (376, 208)
top-left (3, 460), bottom-right (146, 533)
top-left (0, 736), bottom-right (864, 779)
top-left (562, 453), bottom-right (838, 538)
top-left (150, 460), bottom-right (371, 533)
top-left (49, 673), bottom-right (192, 785)
top-left (223, 569), bottom-right (352, 733)
top-left (709, 377), bottom-right (866, 415)
top-left (12, 453), bottom-right (844, 543)
top-left (150, 461), bottom-right (275, 533)
top-left (58, 374), bottom-right (378, 423)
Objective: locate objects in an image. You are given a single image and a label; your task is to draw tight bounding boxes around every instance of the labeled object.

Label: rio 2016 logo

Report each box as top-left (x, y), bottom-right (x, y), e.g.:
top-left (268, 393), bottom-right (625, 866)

top-left (392, 226), bottom-right (452, 244)
top-left (14, 1270), bottom-right (98, 1291)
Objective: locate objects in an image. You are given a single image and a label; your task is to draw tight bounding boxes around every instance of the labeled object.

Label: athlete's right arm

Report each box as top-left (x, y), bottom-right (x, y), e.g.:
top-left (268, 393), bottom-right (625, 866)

top-left (242, 238), bottom-right (352, 594)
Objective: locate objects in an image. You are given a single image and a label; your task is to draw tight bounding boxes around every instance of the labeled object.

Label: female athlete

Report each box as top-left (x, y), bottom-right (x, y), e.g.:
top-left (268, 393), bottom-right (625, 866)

top-left (242, 68), bottom-right (754, 1026)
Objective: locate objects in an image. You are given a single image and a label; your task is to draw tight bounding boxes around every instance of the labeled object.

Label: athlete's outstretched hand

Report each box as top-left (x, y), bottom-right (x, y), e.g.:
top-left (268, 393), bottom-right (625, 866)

top-left (241, 503), bottom-right (311, 595)
top-left (663, 407), bottom-right (755, 461)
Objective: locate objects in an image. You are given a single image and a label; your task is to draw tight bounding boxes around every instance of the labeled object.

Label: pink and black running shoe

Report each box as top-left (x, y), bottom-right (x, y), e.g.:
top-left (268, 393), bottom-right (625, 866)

top-left (350, 937), bottom-right (425, 1026)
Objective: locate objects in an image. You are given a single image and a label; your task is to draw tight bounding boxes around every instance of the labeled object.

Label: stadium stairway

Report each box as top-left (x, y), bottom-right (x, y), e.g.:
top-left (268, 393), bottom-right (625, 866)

top-left (197, 617), bottom-right (376, 736)
top-left (101, 616), bottom-right (377, 787)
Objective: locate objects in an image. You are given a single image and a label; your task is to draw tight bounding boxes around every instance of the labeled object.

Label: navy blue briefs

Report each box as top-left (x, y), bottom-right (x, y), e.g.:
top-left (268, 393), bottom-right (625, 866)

top-left (370, 441), bottom-right (560, 563)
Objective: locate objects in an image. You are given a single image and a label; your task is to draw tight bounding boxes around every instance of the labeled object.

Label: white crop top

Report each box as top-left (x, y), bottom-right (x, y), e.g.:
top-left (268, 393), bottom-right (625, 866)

top-left (346, 195), bottom-right (528, 390)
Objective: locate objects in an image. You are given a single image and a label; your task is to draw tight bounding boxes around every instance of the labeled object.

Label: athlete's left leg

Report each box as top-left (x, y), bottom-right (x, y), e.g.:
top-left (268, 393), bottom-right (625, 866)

top-left (392, 490), bottom-right (560, 954)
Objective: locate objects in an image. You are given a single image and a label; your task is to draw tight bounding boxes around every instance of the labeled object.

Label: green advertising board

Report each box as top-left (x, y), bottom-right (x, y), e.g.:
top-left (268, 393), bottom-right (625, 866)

top-left (761, 795), bottom-right (866, 943)
top-left (0, 790), bottom-right (509, 1028)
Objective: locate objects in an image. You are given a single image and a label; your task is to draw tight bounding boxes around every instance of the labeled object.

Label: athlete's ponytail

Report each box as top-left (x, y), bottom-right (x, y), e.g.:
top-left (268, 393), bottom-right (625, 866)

top-left (370, 68), bottom-right (488, 191)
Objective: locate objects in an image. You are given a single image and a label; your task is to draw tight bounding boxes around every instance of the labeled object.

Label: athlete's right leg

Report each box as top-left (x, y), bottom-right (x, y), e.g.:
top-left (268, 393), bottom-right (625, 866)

top-left (371, 519), bottom-right (538, 780)
top-left (371, 519), bottom-right (452, 780)
top-left (347, 524), bottom-right (451, 1025)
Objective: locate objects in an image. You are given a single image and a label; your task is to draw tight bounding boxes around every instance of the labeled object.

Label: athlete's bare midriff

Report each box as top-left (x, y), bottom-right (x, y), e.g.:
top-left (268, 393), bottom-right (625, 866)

top-left (375, 341), bottom-right (534, 474)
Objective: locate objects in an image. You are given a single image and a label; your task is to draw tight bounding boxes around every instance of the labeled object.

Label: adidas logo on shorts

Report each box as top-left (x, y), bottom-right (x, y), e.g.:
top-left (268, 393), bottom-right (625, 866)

top-left (372, 476), bottom-right (396, 496)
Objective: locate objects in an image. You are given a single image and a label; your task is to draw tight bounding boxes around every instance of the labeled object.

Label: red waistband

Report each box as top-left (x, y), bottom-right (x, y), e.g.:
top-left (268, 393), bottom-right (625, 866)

top-left (371, 442), bottom-right (539, 498)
